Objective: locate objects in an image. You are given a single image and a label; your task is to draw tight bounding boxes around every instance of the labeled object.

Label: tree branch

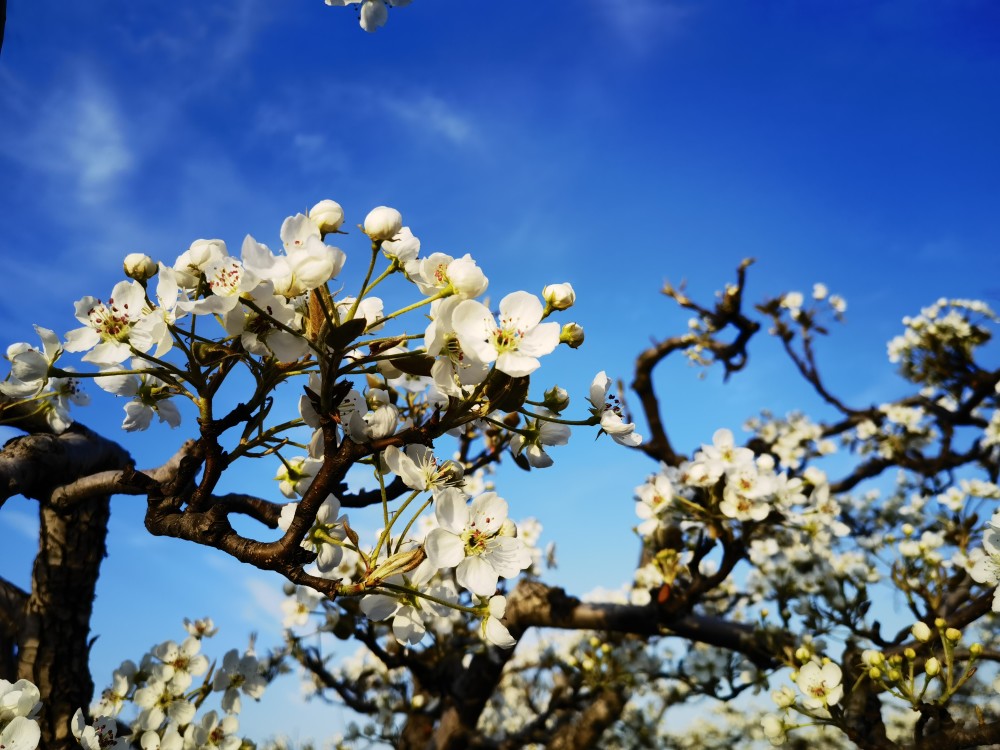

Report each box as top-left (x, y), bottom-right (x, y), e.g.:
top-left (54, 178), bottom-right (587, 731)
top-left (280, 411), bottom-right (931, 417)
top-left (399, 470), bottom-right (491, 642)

top-left (504, 580), bottom-right (786, 670)
top-left (0, 423), bottom-right (131, 505)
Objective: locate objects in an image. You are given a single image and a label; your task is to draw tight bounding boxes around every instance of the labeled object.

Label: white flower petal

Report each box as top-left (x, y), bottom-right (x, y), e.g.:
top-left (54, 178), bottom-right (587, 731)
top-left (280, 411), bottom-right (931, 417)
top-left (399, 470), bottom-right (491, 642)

top-left (425, 529), bottom-right (465, 569)
top-left (457, 555), bottom-right (499, 597)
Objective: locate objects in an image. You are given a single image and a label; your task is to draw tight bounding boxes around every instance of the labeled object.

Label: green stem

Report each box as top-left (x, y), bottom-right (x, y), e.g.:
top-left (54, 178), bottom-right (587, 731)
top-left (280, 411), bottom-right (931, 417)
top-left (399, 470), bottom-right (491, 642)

top-left (377, 582), bottom-right (484, 616)
top-left (394, 497), bottom-right (434, 554)
top-left (518, 407), bottom-right (599, 427)
top-left (481, 414), bottom-right (531, 438)
top-left (361, 264), bottom-right (396, 298)
top-left (233, 418), bottom-right (306, 459)
top-left (380, 289), bottom-right (450, 325)
top-left (313, 528), bottom-right (349, 547)
top-left (376, 489), bottom-right (423, 558)
top-left (348, 245), bottom-right (382, 321)
top-left (369, 463), bottom-right (396, 563)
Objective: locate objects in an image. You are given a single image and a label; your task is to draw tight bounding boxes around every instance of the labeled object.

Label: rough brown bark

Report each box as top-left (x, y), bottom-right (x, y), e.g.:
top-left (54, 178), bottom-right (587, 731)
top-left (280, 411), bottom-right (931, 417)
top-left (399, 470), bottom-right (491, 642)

top-left (19, 493), bottom-right (113, 749)
top-left (545, 685), bottom-right (627, 750)
top-left (0, 424), bottom-right (131, 748)
top-left (0, 577), bottom-right (27, 679)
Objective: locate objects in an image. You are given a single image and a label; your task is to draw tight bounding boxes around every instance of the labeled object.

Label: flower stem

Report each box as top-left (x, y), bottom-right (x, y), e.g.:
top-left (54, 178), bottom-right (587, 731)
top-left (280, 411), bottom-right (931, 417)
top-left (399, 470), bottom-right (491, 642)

top-left (518, 407), bottom-right (598, 426)
top-left (348, 245), bottom-right (382, 321)
top-left (380, 289), bottom-right (450, 325)
top-left (376, 582), bottom-right (483, 616)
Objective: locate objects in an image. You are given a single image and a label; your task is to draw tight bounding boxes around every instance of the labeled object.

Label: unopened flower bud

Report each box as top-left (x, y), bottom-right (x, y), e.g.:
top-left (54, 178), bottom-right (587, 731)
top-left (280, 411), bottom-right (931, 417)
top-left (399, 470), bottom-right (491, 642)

top-left (862, 650), bottom-right (884, 667)
top-left (925, 657), bottom-right (941, 676)
top-left (123, 253), bottom-right (157, 282)
top-left (543, 385), bottom-right (570, 413)
top-left (310, 199), bottom-right (345, 236)
top-left (903, 648), bottom-right (916, 660)
top-left (868, 667), bottom-right (882, 680)
top-left (934, 618), bottom-right (947, 629)
top-left (887, 668), bottom-right (902, 681)
top-left (589, 636), bottom-right (601, 649)
top-left (794, 646), bottom-right (812, 663)
top-left (911, 622), bottom-right (932, 642)
top-left (945, 628), bottom-right (961, 643)
top-left (771, 686), bottom-right (795, 708)
top-left (762, 715), bottom-right (784, 741)
top-left (560, 322), bottom-right (585, 349)
top-left (543, 282), bottom-right (576, 311)
top-left (363, 206), bottom-right (403, 241)
top-left (581, 657), bottom-right (595, 671)
top-left (498, 518), bottom-right (517, 538)
top-left (901, 523), bottom-right (914, 536)
top-left (365, 546), bottom-right (426, 584)
top-left (971, 643), bottom-right (983, 656)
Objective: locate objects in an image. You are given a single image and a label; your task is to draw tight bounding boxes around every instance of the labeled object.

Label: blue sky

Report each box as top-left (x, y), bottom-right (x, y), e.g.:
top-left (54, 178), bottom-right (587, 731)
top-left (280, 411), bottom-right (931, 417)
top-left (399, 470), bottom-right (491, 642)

top-left (2, 0), bottom-right (1000, 743)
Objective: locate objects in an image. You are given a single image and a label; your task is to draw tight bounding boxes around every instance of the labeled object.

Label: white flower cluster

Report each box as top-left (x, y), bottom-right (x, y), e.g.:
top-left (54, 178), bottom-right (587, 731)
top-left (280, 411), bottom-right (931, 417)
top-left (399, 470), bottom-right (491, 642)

top-left (277, 496), bottom-right (550, 650)
top-left (0, 679), bottom-right (42, 750)
top-left (744, 410), bottom-right (836, 469)
top-left (73, 619), bottom-right (264, 750)
top-left (630, 427), bottom-right (873, 609)
top-left (971, 508), bottom-right (1000, 612)
top-left (769, 285), bottom-right (847, 327)
top-left (1, 202), bottom-right (601, 449)
top-left (852, 402), bottom-right (936, 459)
top-left (887, 298), bottom-right (997, 387)
top-left (0, 201), bottom-right (638, 651)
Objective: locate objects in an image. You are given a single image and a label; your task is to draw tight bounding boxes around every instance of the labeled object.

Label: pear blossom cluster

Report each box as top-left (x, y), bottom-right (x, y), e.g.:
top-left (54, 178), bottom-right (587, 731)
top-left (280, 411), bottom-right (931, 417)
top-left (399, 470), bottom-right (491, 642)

top-left (627, 426), bottom-right (864, 609)
top-left (775, 285), bottom-right (847, 323)
top-left (0, 679), bottom-right (42, 750)
top-left (275, 489), bottom-right (546, 650)
top-left (7, 193), bottom-right (1000, 750)
top-left (887, 298), bottom-right (997, 388)
top-left (273, 510), bottom-right (552, 705)
top-left (614, 350), bottom-right (1000, 747)
top-left (228, 286), bottom-right (1000, 745)
top-left (971, 508), bottom-right (1000, 611)
top-left (743, 410), bottom-right (835, 469)
top-left (0, 200), bottom-right (644, 650)
top-left (71, 620), bottom-right (265, 750)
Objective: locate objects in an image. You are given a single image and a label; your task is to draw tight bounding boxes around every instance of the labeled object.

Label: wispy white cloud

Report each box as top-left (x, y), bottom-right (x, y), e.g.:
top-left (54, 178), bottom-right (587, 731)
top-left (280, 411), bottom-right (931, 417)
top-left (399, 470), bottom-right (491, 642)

top-left (68, 89), bottom-right (135, 206)
top-left (915, 237), bottom-right (964, 263)
top-left (379, 94), bottom-right (478, 147)
top-left (112, 0), bottom-right (268, 97)
top-left (1, 508), bottom-right (39, 540)
top-left (241, 575), bottom-right (287, 636)
top-left (592, 0), bottom-right (694, 57)
top-left (200, 554), bottom-right (288, 636)
top-left (252, 85), bottom-right (480, 159)
top-left (0, 72), bottom-right (133, 207)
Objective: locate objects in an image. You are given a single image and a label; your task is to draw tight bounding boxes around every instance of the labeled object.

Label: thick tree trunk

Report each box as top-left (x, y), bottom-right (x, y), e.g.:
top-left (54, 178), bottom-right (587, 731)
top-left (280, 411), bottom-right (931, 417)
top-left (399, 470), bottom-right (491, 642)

top-left (545, 686), bottom-right (627, 750)
top-left (0, 424), bottom-right (131, 748)
top-left (18, 493), bottom-right (112, 749)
